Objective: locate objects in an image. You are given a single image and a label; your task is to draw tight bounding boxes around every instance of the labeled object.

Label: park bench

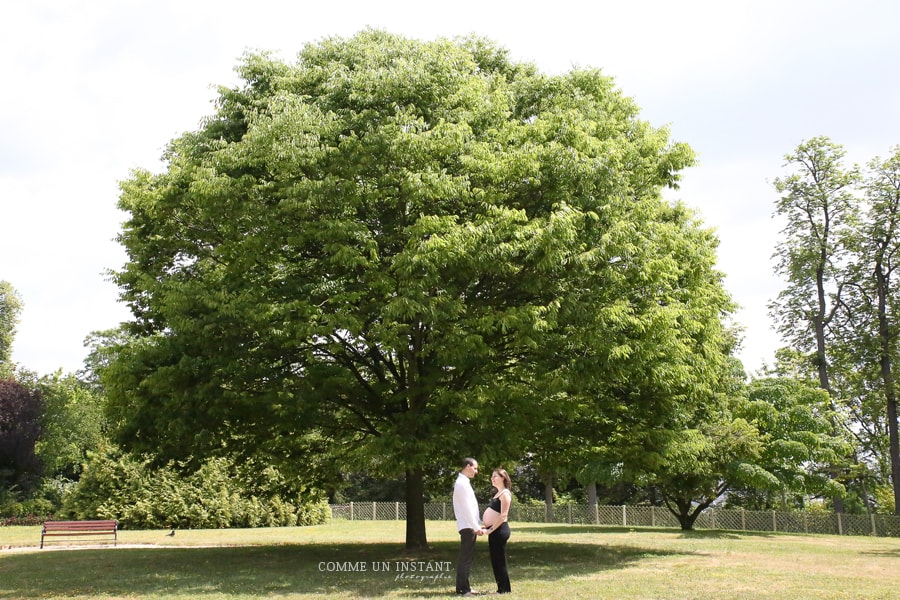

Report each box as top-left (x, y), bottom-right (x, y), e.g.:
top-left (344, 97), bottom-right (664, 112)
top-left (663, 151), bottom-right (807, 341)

top-left (40, 519), bottom-right (118, 549)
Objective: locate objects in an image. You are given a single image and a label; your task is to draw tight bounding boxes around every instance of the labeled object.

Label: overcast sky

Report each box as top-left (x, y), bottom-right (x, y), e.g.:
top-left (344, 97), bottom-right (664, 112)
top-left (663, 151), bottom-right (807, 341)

top-left (2, 0), bottom-right (899, 376)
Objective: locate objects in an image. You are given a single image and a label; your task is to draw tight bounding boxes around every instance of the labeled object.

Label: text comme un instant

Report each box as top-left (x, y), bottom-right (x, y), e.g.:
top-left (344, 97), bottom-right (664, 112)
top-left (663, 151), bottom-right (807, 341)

top-left (318, 561), bottom-right (453, 573)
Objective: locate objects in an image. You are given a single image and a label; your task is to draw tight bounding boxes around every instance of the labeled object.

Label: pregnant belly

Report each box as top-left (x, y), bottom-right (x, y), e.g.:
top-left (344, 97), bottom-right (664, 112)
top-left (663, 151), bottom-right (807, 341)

top-left (482, 507), bottom-right (500, 527)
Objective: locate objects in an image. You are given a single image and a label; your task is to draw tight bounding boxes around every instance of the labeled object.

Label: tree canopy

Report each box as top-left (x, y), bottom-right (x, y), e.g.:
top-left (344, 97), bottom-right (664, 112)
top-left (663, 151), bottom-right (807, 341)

top-left (0, 378), bottom-right (43, 496)
top-left (106, 30), bottom-right (734, 548)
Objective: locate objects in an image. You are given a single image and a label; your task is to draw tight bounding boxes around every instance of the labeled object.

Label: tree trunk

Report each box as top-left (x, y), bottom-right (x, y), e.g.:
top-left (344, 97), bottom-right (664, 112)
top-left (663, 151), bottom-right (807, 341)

top-left (586, 482), bottom-right (598, 507)
top-left (543, 476), bottom-right (554, 522)
top-left (815, 264), bottom-right (846, 513)
top-left (814, 266), bottom-right (832, 395)
top-left (886, 394), bottom-right (900, 515)
top-left (405, 468), bottom-right (428, 550)
top-left (664, 497), bottom-right (704, 531)
top-left (875, 265), bottom-right (900, 515)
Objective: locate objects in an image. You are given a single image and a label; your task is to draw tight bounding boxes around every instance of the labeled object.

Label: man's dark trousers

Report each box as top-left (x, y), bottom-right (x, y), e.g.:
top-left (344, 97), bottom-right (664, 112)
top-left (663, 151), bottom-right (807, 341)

top-left (456, 528), bottom-right (477, 594)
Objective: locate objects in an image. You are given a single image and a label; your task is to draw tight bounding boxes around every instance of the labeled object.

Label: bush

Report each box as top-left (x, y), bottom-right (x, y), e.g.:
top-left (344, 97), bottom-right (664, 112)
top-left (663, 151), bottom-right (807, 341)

top-left (59, 446), bottom-right (329, 529)
top-left (0, 486), bottom-right (57, 522)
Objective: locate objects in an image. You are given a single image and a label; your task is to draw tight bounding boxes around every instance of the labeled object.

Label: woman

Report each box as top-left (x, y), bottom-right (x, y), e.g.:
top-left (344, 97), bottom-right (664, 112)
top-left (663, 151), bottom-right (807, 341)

top-left (481, 468), bottom-right (512, 594)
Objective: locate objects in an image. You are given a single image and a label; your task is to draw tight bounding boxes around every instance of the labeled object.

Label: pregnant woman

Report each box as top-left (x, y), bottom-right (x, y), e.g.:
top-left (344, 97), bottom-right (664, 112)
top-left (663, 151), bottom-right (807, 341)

top-left (481, 468), bottom-right (513, 594)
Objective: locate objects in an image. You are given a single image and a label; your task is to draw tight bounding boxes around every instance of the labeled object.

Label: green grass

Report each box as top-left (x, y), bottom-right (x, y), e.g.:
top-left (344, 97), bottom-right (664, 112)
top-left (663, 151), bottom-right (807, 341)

top-left (2, 520), bottom-right (899, 599)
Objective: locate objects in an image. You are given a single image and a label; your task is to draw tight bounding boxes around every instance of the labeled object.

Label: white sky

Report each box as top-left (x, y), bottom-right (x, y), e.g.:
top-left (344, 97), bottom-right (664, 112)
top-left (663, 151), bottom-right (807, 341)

top-left (1, 0), bottom-right (898, 376)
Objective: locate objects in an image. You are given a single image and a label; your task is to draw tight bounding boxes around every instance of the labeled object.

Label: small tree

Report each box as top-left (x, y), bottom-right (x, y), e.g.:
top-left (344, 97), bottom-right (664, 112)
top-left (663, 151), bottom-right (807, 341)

top-left (651, 414), bottom-right (768, 531)
top-left (33, 371), bottom-right (106, 480)
top-left (739, 377), bottom-right (849, 509)
top-left (647, 375), bottom-right (848, 529)
top-left (0, 281), bottom-right (23, 377)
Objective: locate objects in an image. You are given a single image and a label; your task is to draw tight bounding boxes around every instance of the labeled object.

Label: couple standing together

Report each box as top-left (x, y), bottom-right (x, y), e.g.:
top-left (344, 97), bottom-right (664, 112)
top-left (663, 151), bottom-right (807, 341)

top-left (452, 457), bottom-right (512, 596)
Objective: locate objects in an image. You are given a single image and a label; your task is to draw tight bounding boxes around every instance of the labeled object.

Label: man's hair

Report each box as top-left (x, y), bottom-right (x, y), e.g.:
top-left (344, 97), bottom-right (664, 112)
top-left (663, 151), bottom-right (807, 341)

top-left (462, 457), bottom-right (477, 468)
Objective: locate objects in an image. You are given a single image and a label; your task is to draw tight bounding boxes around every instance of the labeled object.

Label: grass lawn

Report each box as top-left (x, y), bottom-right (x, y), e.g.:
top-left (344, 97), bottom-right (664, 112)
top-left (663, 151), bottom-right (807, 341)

top-left (2, 520), bottom-right (899, 599)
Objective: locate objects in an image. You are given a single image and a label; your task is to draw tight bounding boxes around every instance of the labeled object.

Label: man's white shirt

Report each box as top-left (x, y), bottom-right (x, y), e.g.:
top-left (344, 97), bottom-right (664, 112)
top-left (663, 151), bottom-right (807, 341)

top-left (453, 472), bottom-right (481, 532)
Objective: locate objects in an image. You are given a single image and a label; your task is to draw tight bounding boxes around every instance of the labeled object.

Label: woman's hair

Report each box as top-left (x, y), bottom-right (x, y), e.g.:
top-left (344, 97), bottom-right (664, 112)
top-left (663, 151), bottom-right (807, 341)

top-left (493, 468), bottom-right (512, 491)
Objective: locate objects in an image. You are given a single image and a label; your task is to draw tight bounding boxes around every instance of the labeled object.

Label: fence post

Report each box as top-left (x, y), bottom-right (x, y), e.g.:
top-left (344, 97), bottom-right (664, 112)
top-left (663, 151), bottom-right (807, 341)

top-left (443, 502), bottom-right (447, 520)
top-left (622, 505), bottom-right (627, 527)
top-left (870, 512), bottom-right (877, 536)
top-left (568, 504), bottom-right (573, 524)
top-left (651, 506), bottom-right (656, 528)
top-left (372, 501), bottom-right (377, 520)
top-left (396, 501), bottom-right (400, 521)
top-left (350, 502), bottom-right (354, 521)
top-left (593, 503), bottom-right (599, 525)
top-left (741, 508), bottom-right (746, 531)
top-left (772, 511), bottom-right (777, 533)
top-left (803, 512), bottom-right (808, 534)
top-left (837, 513), bottom-right (843, 536)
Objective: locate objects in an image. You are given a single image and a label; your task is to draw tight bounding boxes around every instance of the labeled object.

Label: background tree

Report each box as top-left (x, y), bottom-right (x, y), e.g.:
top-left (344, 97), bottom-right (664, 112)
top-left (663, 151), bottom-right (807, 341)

top-left (0, 378), bottom-right (43, 497)
top-left (0, 281), bottom-right (23, 377)
top-left (644, 375), bottom-right (847, 528)
top-left (106, 31), bottom-right (730, 548)
top-left (636, 357), bottom-right (754, 530)
top-left (771, 137), bottom-right (859, 393)
top-left (531, 198), bottom-right (738, 522)
top-left (734, 377), bottom-right (849, 509)
top-left (840, 146), bottom-right (900, 514)
top-left (770, 136), bottom-right (860, 511)
top-left (651, 415), bottom-right (765, 530)
top-left (32, 371), bottom-right (106, 481)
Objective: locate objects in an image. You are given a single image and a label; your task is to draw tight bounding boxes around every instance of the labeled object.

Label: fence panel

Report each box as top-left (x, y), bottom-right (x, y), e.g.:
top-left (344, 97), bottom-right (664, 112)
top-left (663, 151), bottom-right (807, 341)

top-left (876, 515), bottom-right (900, 536)
top-left (328, 502), bottom-right (900, 538)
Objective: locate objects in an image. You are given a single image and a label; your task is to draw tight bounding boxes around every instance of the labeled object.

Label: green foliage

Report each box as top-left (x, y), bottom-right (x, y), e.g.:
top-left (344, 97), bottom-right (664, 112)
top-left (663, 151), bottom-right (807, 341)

top-left (60, 445), bottom-right (329, 529)
top-left (649, 412), bottom-right (767, 528)
top-left (30, 371), bottom-right (106, 479)
top-left (0, 484), bottom-right (56, 522)
top-left (0, 378), bottom-right (43, 496)
top-left (741, 377), bottom-right (851, 499)
top-left (0, 281), bottom-right (22, 375)
top-left (633, 375), bottom-right (852, 527)
top-left (873, 484), bottom-right (897, 514)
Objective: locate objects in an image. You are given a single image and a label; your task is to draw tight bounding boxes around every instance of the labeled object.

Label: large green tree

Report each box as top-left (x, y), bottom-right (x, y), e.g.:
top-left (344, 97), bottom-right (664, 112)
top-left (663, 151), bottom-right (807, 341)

top-left (107, 31), bottom-right (729, 548)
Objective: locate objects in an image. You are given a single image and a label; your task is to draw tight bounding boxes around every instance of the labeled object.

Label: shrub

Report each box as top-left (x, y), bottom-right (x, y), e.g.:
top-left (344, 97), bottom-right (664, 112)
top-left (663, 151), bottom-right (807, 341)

top-left (60, 446), bottom-right (329, 529)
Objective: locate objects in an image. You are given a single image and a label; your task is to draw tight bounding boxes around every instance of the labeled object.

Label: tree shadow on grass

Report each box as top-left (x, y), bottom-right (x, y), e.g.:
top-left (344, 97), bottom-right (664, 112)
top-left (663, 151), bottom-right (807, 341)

top-left (861, 548), bottom-right (900, 558)
top-left (0, 539), bottom-right (692, 598)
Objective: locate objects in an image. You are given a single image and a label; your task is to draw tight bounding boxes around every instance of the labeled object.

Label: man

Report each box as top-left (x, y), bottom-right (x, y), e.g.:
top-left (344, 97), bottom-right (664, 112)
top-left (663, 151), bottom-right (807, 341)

top-left (453, 457), bottom-right (484, 596)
